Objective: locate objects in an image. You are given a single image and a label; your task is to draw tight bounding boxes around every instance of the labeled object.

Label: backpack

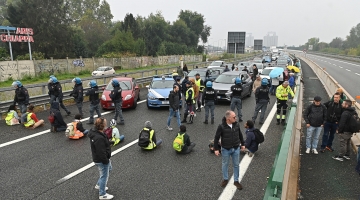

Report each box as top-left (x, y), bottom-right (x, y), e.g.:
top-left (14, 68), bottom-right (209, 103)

top-left (348, 112), bottom-right (360, 133)
top-left (48, 111), bottom-right (55, 124)
top-left (173, 133), bottom-right (185, 152)
top-left (138, 129), bottom-right (151, 148)
top-left (253, 128), bottom-right (265, 144)
top-left (104, 127), bottom-right (113, 139)
top-left (65, 122), bottom-right (78, 137)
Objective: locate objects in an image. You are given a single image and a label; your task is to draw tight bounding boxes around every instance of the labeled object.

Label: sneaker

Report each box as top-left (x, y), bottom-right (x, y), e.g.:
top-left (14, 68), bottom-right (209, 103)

top-left (234, 181), bottom-right (243, 190)
top-left (343, 155), bottom-right (350, 160)
top-left (95, 185), bottom-right (108, 191)
top-left (312, 149), bottom-right (318, 154)
top-left (332, 156), bottom-right (344, 162)
top-left (118, 121), bottom-right (125, 125)
top-left (320, 148), bottom-right (325, 153)
top-left (325, 146), bottom-right (334, 152)
top-left (166, 126), bottom-right (173, 131)
top-left (203, 120), bottom-right (208, 124)
top-left (220, 180), bottom-right (229, 187)
top-left (248, 152), bottom-right (254, 157)
top-left (238, 118), bottom-right (243, 122)
top-left (99, 193), bottom-right (113, 199)
top-left (66, 111), bottom-right (71, 116)
top-left (259, 122), bottom-right (264, 125)
top-left (305, 148), bottom-right (310, 154)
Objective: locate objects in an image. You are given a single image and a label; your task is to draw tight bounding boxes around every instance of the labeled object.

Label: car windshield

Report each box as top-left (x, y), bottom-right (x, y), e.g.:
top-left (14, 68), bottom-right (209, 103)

top-left (188, 70), bottom-right (206, 77)
top-left (96, 67), bottom-right (106, 71)
top-left (106, 81), bottom-right (132, 91)
top-left (150, 80), bottom-right (174, 89)
top-left (261, 68), bottom-right (274, 75)
top-left (214, 74), bottom-right (239, 84)
top-left (210, 62), bottom-right (222, 66)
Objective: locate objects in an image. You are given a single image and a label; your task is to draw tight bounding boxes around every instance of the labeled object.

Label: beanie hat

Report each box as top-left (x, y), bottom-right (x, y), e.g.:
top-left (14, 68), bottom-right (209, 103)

top-left (314, 96), bottom-right (322, 102)
top-left (145, 121), bottom-right (152, 128)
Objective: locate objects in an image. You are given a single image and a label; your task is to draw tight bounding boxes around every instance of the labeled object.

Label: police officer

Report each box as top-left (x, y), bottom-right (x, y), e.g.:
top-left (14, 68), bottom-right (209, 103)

top-left (252, 78), bottom-right (270, 124)
top-left (202, 81), bottom-right (217, 124)
top-left (181, 81), bottom-right (195, 124)
top-left (85, 80), bottom-right (101, 124)
top-left (230, 77), bottom-right (243, 122)
top-left (109, 79), bottom-right (124, 125)
top-left (70, 77), bottom-right (84, 117)
top-left (195, 73), bottom-right (205, 112)
top-left (275, 81), bottom-right (294, 125)
top-left (12, 81), bottom-right (29, 116)
top-left (48, 75), bottom-right (71, 115)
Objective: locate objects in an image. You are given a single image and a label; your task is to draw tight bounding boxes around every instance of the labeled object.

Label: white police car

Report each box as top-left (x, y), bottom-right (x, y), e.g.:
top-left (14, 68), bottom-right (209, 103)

top-left (146, 75), bottom-right (182, 108)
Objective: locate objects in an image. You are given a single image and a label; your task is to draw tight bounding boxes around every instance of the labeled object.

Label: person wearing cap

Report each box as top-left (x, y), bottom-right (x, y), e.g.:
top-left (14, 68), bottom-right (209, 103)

top-left (252, 64), bottom-right (258, 81)
top-left (48, 76), bottom-right (71, 115)
top-left (275, 81), bottom-right (295, 125)
top-left (202, 81), bottom-right (217, 124)
top-left (109, 79), bottom-right (124, 125)
top-left (70, 77), bottom-right (84, 117)
top-left (303, 96), bottom-right (327, 154)
top-left (252, 75), bottom-right (262, 94)
top-left (85, 80), bottom-right (102, 124)
top-left (195, 73), bottom-right (205, 112)
top-left (176, 66), bottom-right (184, 78)
top-left (139, 121), bottom-right (162, 150)
top-left (12, 80), bottom-right (29, 117)
top-left (252, 78), bottom-right (270, 125)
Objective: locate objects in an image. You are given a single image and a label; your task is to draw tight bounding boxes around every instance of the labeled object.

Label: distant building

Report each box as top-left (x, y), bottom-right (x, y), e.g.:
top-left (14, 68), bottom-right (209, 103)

top-left (263, 32), bottom-right (278, 47)
top-left (245, 33), bottom-right (254, 47)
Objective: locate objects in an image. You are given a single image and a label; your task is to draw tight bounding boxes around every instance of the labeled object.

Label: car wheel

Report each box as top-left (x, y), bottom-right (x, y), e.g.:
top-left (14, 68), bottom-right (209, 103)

top-left (132, 98), bottom-right (137, 109)
top-left (146, 99), bottom-right (151, 109)
top-left (247, 89), bottom-right (252, 97)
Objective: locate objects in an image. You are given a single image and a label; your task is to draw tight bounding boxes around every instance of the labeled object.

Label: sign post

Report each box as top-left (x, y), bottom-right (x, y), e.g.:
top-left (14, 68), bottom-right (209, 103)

top-left (0, 26), bottom-right (34, 60)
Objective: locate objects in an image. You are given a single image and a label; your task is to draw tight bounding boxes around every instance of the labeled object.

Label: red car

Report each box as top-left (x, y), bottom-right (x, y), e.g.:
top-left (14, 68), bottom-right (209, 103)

top-left (100, 77), bottom-right (140, 110)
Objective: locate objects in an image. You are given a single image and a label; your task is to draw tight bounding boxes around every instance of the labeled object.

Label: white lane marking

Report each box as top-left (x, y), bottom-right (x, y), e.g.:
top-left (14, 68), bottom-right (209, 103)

top-left (0, 100), bottom-right (147, 148)
top-left (333, 64), bottom-right (336, 66)
top-left (339, 66), bottom-right (343, 69)
top-left (56, 139), bottom-right (139, 184)
top-left (346, 69), bottom-right (351, 72)
top-left (218, 102), bottom-right (277, 200)
top-left (312, 55), bottom-right (360, 67)
top-left (355, 73), bottom-right (360, 76)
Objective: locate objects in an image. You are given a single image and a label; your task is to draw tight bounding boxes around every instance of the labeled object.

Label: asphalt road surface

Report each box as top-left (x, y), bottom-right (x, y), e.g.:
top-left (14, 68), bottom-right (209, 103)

top-left (305, 54), bottom-right (360, 103)
top-left (1, 84), bottom-right (286, 199)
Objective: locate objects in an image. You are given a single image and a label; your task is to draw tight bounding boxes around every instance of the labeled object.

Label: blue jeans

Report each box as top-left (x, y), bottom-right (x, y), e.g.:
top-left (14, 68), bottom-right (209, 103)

top-left (230, 97), bottom-right (242, 119)
top-left (306, 126), bottom-right (323, 149)
top-left (204, 101), bottom-right (215, 121)
top-left (321, 122), bottom-right (338, 149)
top-left (221, 147), bottom-right (240, 182)
top-left (18, 103), bottom-right (27, 115)
top-left (89, 103), bottom-right (101, 123)
top-left (114, 101), bottom-right (124, 122)
top-left (167, 108), bottom-right (181, 127)
top-left (95, 160), bottom-right (112, 196)
top-left (269, 85), bottom-right (277, 95)
top-left (355, 146), bottom-right (360, 174)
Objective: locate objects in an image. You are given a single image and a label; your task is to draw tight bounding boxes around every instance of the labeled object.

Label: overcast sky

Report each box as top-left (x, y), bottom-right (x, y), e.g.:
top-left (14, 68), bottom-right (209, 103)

top-left (106, 0), bottom-right (360, 47)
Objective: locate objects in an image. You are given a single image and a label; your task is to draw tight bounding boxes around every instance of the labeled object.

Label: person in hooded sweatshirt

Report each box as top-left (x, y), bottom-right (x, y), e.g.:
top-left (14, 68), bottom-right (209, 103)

top-left (50, 101), bottom-right (67, 132)
top-left (243, 120), bottom-right (258, 157)
top-left (88, 118), bottom-right (114, 200)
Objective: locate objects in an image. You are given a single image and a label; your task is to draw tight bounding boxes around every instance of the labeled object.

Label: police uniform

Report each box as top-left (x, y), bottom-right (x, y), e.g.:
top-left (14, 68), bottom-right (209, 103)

top-left (13, 86), bottom-right (29, 115)
top-left (85, 86), bottom-right (101, 124)
top-left (252, 85), bottom-right (270, 124)
top-left (109, 85), bottom-right (124, 124)
top-left (202, 87), bottom-right (217, 124)
top-left (48, 82), bottom-right (71, 115)
top-left (275, 84), bottom-right (295, 125)
top-left (230, 83), bottom-right (243, 121)
top-left (70, 83), bottom-right (84, 117)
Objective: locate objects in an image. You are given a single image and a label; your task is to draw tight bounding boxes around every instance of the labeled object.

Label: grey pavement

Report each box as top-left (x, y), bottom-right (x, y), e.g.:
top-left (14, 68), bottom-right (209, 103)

top-left (299, 59), bottom-right (360, 199)
top-left (1, 84), bottom-right (285, 199)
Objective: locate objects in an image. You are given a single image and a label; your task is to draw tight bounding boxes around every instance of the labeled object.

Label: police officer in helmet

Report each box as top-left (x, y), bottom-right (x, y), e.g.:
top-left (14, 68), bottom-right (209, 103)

top-left (12, 80), bottom-right (29, 117)
top-left (109, 79), bottom-right (125, 125)
top-left (48, 75), bottom-right (71, 115)
top-left (252, 78), bottom-right (270, 124)
top-left (202, 81), bottom-right (217, 124)
top-left (85, 80), bottom-right (102, 124)
top-left (70, 77), bottom-right (84, 117)
top-left (230, 77), bottom-right (243, 122)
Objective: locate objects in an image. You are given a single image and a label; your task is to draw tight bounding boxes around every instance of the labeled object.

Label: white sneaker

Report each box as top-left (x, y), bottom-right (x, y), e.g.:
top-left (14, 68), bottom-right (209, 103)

top-left (305, 148), bottom-right (310, 154)
top-left (95, 185), bottom-right (108, 191)
top-left (99, 193), bottom-right (114, 200)
top-left (312, 149), bottom-right (318, 154)
top-left (166, 126), bottom-right (173, 131)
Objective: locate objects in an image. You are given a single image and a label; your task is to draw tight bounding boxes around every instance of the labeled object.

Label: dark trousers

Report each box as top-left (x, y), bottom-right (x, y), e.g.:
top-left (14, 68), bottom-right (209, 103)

top-left (76, 101), bottom-right (83, 116)
top-left (89, 103), bottom-right (101, 123)
top-left (179, 143), bottom-right (196, 154)
top-left (321, 122), bottom-right (338, 149)
top-left (338, 133), bottom-right (352, 157)
top-left (204, 101), bottom-right (215, 121)
top-left (50, 95), bottom-right (69, 113)
top-left (114, 101), bottom-right (124, 122)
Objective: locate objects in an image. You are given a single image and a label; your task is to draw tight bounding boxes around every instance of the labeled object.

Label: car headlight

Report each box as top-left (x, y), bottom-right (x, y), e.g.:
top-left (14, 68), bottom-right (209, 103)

top-left (124, 94), bottom-right (132, 100)
top-left (148, 93), bottom-right (156, 100)
top-left (101, 94), bottom-right (106, 101)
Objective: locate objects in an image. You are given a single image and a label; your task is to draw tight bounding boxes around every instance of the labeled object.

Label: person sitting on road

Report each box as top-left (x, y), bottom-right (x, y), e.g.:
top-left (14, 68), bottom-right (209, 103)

top-left (209, 139), bottom-right (221, 154)
top-left (331, 88), bottom-right (346, 104)
top-left (138, 121), bottom-right (162, 150)
top-left (5, 105), bottom-right (20, 125)
top-left (173, 125), bottom-right (196, 154)
top-left (50, 101), bottom-right (67, 132)
top-left (109, 119), bottom-right (124, 146)
top-left (243, 120), bottom-right (258, 157)
top-left (65, 113), bottom-right (88, 139)
top-left (23, 104), bottom-right (44, 129)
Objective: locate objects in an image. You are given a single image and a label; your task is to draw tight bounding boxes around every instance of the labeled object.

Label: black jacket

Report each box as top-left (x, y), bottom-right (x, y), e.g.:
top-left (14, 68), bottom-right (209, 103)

top-left (214, 117), bottom-right (245, 150)
top-left (70, 83), bottom-right (83, 103)
top-left (323, 100), bottom-right (343, 123)
top-left (173, 82), bottom-right (182, 98)
top-left (338, 107), bottom-right (357, 133)
top-left (88, 128), bottom-right (111, 164)
top-left (255, 85), bottom-right (270, 103)
top-left (109, 86), bottom-right (122, 103)
top-left (85, 86), bottom-right (100, 104)
top-left (303, 103), bottom-right (327, 127)
top-left (14, 86), bottom-right (29, 105)
top-left (181, 79), bottom-right (189, 94)
top-left (202, 88), bottom-right (217, 103)
top-left (75, 120), bottom-right (86, 132)
top-left (50, 101), bottom-right (67, 128)
top-left (48, 82), bottom-right (63, 97)
top-left (253, 68), bottom-right (258, 78)
top-left (169, 90), bottom-right (180, 110)
top-left (230, 84), bottom-right (243, 98)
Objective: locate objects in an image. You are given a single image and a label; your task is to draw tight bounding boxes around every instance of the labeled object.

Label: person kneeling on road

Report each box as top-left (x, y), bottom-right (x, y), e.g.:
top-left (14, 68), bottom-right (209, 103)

top-left (243, 120), bottom-right (258, 157)
top-left (173, 125), bottom-right (196, 154)
top-left (50, 101), bottom-right (67, 132)
top-left (109, 119), bottom-right (124, 146)
top-left (65, 113), bottom-right (89, 139)
top-left (23, 104), bottom-right (45, 129)
top-left (138, 121), bottom-right (162, 150)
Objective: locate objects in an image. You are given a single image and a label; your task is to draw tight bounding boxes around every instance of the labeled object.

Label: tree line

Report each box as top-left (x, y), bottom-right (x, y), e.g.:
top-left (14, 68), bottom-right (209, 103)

top-left (299, 22), bottom-right (360, 56)
top-left (0, 0), bottom-right (211, 60)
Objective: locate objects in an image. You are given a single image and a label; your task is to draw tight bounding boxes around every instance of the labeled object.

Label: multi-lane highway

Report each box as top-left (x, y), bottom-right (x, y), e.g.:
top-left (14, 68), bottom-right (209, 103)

top-left (1, 84), bottom-right (287, 199)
